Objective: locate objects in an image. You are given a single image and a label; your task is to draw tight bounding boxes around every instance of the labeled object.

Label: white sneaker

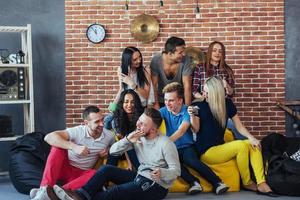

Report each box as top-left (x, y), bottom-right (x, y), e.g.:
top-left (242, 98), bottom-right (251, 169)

top-left (29, 188), bottom-right (39, 199)
top-left (215, 182), bottom-right (229, 195)
top-left (53, 185), bottom-right (80, 200)
top-left (188, 181), bottom-right (202, 195)
top-left (31, 186), bottom-right (50, 200)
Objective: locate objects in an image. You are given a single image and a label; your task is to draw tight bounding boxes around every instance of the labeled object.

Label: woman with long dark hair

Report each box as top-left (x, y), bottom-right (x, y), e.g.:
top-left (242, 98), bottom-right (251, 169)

top-left (106, 89), bottom-right (144, 170)
top-left (113, 47), bottom-right (154, 108)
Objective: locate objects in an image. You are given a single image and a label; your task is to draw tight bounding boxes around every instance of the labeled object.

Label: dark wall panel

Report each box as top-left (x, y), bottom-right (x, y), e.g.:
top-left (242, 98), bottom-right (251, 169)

top-left (0, 0), bottom-right (65, 171)
top-left (0, 0), bottom-right (65, 134)
top-left (285, 0), bottom-right (300, 137)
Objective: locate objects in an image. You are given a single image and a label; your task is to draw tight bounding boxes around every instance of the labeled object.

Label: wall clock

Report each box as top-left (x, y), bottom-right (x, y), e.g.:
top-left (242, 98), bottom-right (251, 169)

top-left (86, 24), bottom-right (106, 43)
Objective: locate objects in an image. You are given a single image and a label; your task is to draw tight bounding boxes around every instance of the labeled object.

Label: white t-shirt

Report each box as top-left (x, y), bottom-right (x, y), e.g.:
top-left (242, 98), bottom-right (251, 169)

top-left (66, 125), bottom-right (115, 170)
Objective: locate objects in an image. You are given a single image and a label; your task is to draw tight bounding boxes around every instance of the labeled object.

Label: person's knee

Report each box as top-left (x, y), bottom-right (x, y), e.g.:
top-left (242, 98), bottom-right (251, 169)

top-left (234, 140), bottom-right (249, 153)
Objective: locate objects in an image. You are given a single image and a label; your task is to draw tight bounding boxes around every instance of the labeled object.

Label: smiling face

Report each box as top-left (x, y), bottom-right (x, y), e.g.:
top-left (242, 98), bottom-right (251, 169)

top-left (85, 112), bottom-right (104, 139)
top-left (164, 91), bottom-right (183, 114)
top-left (210, 43), bottom-right (222, 65)
top-left (131, 51), bottom-right (142, 69)
top-left (169, 45), bottom-right (185, 63)
top-left (123, 93), bottom-right (135, 114)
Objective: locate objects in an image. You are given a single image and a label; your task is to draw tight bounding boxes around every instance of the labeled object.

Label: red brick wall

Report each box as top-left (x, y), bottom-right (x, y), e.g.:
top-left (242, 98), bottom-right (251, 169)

top-left (65, 0), bottom-right (285, 137)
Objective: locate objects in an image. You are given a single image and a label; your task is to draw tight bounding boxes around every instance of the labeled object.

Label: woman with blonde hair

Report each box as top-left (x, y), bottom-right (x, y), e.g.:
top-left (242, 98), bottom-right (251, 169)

top-left (188, 77), bottom-right (277, 197)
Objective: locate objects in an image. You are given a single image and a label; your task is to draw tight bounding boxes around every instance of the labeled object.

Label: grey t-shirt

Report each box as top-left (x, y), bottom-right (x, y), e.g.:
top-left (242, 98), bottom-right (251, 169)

top-left (150, 53), bottom-right (193, 103)
top-left (110, 134), bottom-right (180, 189)
top-left (67, 125), bottom-right (115, 170)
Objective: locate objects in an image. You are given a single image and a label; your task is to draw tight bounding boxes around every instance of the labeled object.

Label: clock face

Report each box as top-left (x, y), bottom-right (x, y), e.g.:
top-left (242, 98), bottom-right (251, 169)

top-left (86, 24), bottom-right (106, 43)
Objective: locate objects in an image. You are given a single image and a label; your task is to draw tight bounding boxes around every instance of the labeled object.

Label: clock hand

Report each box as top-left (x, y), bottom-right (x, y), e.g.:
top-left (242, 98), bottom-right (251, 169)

top-left (93, 28), bottom-right (97, 34)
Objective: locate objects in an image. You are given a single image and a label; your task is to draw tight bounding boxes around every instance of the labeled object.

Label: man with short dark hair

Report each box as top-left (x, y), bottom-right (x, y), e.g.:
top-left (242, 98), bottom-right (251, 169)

top-left (150, 36), bottom-right (193, 109)
top-left (160, 82), bottom-right (229, 195)
top-left (52, 108), bottom-right (181, 200)
top-left (30, 106), bottom-right (115, 200)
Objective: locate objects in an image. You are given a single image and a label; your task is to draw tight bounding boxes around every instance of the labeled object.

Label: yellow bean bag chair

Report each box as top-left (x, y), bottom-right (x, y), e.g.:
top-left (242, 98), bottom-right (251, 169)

top-left (159, 120), bottom-right (240, 192)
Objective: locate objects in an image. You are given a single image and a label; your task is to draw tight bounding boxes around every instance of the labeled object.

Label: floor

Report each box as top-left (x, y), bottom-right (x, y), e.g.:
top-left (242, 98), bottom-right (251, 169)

top-left (0, 175), bottom-right (298, 200)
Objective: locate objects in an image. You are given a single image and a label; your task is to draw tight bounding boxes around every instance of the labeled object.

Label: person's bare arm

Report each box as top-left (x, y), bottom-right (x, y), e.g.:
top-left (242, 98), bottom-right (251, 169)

top-left (44, 130), bottom-right (90, 155)
top-left (151, 74), bottom-right (160, 110)
top-left (183, 75), bottom-right (192, 106)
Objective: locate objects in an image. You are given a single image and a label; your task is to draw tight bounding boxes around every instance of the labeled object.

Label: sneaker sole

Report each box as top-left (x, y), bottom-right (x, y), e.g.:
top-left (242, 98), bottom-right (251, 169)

top-left (216, 186), bottom-right (229, 195)
top-left (53, 185), bottom-right (74, 200)
top-left (188, 189), bottom-right (202, 195)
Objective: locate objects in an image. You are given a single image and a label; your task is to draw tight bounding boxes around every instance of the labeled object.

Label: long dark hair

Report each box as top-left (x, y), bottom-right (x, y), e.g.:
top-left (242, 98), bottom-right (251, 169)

top-left (205, 41), bottom-right (234, 81)
top-left (113, 89), bottom-right (144, 136)
top-left (121, 47), bottom-right (149, 89)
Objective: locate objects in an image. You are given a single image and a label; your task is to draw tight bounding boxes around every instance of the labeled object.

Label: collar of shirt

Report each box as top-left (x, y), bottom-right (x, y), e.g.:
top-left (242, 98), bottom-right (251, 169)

top-left (84, 126), bottom-right (105, 141)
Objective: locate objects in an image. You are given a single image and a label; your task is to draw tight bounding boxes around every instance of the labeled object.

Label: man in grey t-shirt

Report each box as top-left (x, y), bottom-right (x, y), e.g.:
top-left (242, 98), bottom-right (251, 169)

top-left (30, 106), bottom-right (115, 200)
top-left (150, 36), bottom-right (193, 109)
top-left (52, 108), bottom-right (180, 200)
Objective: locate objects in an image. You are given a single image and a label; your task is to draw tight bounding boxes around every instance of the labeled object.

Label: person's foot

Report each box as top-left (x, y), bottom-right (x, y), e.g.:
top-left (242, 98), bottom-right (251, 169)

top-left (31, 186), bottom-right (59, 200)
top-left (215, 182), bottom-right (229, 195)
top-left (53, 185), bottom-right (82, 200)
top-left (257, 182), bottom-right (272, 193)
top-left (29, 188), bottom-right (39, 199)
top-left (256, 181), bottom-right (280, 197)
top-left (243, 182), bottom-right (257, 192)
top-left (188, 181), bottom-right (202, 195)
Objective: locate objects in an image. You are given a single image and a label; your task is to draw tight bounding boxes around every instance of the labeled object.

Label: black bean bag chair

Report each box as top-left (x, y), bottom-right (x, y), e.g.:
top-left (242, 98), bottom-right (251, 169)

top-left (9, 132), bottom-right (50, 194)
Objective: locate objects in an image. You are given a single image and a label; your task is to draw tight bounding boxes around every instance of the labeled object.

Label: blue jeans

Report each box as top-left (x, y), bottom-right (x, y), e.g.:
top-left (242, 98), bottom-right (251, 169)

top-left (78, 165), bottom-right (168, 200)
top-left (178, 145), bottom-right (221, 188)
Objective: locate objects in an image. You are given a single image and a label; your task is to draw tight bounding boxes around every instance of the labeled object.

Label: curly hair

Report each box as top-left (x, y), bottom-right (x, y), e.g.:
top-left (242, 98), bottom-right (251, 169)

top-left (113, 89), bottom-right (144, 136)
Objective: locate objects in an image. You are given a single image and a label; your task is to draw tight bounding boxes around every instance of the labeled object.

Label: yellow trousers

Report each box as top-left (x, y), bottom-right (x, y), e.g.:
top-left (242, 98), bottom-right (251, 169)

top-left (200, 140), bottom-right (265, 186)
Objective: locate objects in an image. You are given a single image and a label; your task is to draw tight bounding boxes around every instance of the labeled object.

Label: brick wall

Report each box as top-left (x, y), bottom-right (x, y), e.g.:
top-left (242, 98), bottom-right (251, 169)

top-left (65, 0), bottom-right (285, 137)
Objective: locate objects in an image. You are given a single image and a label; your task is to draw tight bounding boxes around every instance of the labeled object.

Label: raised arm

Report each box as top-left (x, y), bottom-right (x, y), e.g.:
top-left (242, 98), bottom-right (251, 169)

top-left (187, 106), bottom-right (200, 133)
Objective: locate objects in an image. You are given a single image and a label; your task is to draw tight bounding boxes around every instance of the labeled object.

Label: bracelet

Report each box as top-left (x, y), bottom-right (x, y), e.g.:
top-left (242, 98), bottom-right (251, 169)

top-left (125, 135), bottom-right (133, 144)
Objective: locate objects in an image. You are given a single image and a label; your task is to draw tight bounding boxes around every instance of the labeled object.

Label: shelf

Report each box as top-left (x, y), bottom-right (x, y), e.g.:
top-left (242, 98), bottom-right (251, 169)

top-left (0, 100), bottom-right (31, 104)
top-left (0, 136), bottom-right (19, 142)
top-left (0, 25), bottom-right (28, 33)
top-left (0, 64), bottom-right (29, 68)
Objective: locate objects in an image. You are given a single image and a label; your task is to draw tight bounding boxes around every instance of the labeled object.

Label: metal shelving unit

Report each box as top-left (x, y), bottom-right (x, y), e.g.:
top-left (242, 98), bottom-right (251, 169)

top-left (0, 24), bottom-right (34, 141)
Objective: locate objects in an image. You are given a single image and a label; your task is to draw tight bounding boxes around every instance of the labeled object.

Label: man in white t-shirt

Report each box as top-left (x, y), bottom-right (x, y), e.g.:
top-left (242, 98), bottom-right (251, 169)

top-left (30, 106), bottom-right (115, 200)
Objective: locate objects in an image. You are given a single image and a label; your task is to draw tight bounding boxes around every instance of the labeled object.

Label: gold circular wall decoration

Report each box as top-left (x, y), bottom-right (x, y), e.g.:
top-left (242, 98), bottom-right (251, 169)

top-left (130, 14), bottom-right (159, 43)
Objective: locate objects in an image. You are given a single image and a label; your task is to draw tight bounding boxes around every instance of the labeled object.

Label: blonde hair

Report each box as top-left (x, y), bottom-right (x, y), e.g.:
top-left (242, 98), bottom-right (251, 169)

top-left (162, 82), bottom-right (184, 99)
top-left (205, 77), bottom-right (226, 128)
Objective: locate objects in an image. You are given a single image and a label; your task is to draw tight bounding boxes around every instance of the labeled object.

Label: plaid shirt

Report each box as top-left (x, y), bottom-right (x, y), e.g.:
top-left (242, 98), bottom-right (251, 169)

top-left (192, 63), bottom-right (235, 96)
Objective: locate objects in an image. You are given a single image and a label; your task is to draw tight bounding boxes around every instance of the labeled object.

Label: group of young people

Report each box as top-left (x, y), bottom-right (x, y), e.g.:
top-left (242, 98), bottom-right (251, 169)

top-left (29, 37), bottom-right (277, 200)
